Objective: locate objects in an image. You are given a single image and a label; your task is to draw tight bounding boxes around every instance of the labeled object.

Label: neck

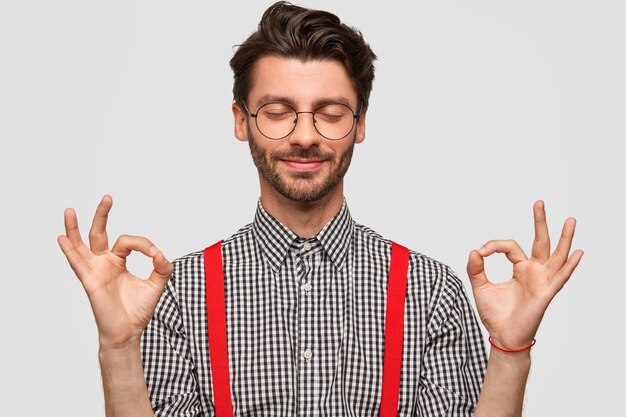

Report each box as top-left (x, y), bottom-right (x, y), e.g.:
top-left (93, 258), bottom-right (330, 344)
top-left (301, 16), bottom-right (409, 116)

top-left (259, 180), bottom-right (345, 239)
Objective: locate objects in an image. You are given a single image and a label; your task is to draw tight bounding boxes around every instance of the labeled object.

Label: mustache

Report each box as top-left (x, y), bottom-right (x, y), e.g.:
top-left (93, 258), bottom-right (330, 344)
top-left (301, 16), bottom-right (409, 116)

top-left (271, 147), bottom-right (333, 161)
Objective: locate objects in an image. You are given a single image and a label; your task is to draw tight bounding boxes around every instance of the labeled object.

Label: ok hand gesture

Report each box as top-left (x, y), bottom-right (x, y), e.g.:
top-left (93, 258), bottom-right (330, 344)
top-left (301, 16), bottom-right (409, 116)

top-left (57, 195), bottom-right (173, 348)
top-left (466, 201), bottom-right (584, 350)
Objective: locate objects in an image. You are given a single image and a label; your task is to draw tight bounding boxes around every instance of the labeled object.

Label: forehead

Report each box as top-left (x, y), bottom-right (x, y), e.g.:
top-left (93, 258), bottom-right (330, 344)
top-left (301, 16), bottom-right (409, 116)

top-left (248, 55), bottom-right (358, 107)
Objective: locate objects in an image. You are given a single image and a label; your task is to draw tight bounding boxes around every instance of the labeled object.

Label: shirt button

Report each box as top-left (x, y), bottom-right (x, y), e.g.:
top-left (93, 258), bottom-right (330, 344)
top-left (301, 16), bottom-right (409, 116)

top-left (302, 242), bottom-right (312, 251)
top-left (303, 349), bottom-right (313, 361)
top-left (302, 282), bottom-right (312, 292)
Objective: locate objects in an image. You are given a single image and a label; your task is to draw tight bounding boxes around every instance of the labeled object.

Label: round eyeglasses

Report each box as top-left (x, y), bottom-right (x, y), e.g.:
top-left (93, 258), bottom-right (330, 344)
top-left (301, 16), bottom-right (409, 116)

top-left (242, 100), bottom-right (361, 141)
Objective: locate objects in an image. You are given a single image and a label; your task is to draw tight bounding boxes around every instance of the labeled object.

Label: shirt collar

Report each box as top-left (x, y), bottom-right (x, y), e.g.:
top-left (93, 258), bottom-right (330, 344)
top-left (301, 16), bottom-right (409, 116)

top-left (252, 198), bottom-right (354, 273)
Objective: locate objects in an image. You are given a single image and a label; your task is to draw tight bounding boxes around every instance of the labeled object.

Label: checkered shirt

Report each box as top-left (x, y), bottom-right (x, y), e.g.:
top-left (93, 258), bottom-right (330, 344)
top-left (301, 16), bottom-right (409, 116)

top-left (141, 199), bottom-right (487, 416)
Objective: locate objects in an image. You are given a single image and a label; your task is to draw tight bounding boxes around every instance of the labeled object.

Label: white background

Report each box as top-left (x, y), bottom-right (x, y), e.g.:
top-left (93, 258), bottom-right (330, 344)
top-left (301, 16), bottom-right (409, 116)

top-left (1, 0), bottom-right (624, 415)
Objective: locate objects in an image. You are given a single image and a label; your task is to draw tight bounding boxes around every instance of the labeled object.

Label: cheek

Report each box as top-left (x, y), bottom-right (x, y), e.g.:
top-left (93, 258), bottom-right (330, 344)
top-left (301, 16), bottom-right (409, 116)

top-left (333, 141), bottom-right (354, 158)
top-left (252, 138), bottom-right (284, 162)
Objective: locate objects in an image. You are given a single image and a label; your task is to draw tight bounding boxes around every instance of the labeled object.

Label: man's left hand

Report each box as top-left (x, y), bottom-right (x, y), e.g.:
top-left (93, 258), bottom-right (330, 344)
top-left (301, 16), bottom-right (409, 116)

top-left (466, 200), bottom-right (584, 350)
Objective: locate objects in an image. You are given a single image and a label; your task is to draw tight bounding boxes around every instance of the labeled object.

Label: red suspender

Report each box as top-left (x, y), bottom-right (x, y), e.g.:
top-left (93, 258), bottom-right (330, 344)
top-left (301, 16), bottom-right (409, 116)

top-left (204, 240), bottom-right (409, 417)
top-left (379, 241), bottom-right (410, 417)
top-left (204, 241), bottom-right (234, 417)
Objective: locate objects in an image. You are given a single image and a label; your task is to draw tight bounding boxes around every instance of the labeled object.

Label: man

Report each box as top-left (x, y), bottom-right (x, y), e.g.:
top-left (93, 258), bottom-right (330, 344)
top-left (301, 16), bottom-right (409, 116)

top-left (58, 2), bottom-right (583, 416)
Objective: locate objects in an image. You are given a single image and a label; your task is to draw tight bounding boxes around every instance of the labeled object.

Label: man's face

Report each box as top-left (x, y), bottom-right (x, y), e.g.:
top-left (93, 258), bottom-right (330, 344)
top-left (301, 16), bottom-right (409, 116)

top-left (232, 55), bottom-right (366, 203)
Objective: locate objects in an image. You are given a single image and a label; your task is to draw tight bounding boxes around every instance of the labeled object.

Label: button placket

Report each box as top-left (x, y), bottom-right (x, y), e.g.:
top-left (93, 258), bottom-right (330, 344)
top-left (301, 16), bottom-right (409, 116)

top-left (297, 246), bottom-right (314, 371)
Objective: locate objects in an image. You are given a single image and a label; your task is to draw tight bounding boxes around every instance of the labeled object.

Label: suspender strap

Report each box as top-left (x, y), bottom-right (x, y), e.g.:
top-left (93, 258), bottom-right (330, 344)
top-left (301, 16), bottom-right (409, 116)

top-left (204, 240), bottom-right (410, 417)
top-left (204, 240), bottom-right (234, 417)
top-left (379, 241), bottom-right (410, 417)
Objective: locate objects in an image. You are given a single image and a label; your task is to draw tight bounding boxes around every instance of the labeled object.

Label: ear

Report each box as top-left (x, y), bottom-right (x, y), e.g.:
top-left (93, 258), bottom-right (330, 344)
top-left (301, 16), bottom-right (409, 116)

top-left (355, 107), bottom-right (367, 144)
top-left (232, 101), bottom-right (249, 142)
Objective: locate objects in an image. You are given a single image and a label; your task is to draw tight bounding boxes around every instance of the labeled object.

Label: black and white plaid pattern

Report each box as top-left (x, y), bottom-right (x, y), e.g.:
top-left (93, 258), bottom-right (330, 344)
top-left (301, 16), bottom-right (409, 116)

top-left (141, 199), bottom-right (487, 416)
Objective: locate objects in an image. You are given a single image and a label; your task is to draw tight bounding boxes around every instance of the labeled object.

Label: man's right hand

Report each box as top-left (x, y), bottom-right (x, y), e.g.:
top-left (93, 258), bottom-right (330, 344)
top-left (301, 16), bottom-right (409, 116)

top-left (57, 194), bottom-right (173, 349)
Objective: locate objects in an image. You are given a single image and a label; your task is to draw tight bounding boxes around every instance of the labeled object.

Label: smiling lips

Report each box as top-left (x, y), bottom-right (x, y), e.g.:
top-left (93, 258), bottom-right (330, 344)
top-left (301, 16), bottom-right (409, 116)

top-left (281, 159), bottom-right (326, 172)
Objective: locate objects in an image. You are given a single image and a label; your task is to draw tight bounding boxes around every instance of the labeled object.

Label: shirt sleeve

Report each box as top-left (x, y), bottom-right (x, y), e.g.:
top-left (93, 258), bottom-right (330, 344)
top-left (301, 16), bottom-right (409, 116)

top-left (141, 267), bottom-right (205, 416)
top-left (417, 265), bottom-right (487, 416)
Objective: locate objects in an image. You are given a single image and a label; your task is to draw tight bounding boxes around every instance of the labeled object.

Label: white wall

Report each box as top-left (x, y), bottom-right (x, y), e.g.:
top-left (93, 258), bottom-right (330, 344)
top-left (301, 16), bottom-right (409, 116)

top-left (1, 1), bottom-right (623, 415)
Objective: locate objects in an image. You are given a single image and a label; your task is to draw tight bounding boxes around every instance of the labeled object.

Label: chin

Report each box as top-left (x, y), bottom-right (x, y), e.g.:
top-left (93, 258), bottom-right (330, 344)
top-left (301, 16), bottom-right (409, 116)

top-left (275, 179), bottom-right (340, 203)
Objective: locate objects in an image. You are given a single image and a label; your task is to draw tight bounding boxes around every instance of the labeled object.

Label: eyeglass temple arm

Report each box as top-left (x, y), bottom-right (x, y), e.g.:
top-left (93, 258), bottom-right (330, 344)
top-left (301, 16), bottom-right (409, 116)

top-left (355, 101), bottom-right (365, 119)
top-left (240, 100), bottom-right (257, 118)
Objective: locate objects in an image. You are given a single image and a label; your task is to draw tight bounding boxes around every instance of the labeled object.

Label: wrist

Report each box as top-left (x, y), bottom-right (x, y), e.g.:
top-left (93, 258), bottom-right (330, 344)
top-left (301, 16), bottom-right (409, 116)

top-left (99, 336), bottom-right (142, 360)
top-left (99, 331), bottom-right (142, 349)
top-left (488, 345), bottom-right (532, 367)
top-left (488, 336), bottom-right (536, 353)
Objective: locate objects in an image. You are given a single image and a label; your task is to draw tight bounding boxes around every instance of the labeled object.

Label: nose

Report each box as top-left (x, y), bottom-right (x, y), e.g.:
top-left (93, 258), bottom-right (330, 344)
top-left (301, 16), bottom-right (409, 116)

top-left (288, 112), bottom-right (322, 148)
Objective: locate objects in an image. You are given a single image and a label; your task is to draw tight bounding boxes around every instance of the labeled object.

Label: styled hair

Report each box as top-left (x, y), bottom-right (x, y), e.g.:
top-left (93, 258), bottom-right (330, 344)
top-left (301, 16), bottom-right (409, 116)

top-left (229, 1), bottom-right (377, 110)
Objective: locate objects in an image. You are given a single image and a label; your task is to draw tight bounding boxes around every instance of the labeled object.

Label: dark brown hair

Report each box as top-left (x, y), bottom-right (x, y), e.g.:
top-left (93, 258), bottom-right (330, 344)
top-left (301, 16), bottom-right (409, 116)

top-left (229, 1), bottom-right (377, 110)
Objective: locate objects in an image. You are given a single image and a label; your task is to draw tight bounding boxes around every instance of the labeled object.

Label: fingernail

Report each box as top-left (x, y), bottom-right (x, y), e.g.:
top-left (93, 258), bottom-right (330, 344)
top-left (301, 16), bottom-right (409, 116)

top-left (149, 245), bottom-right (158, 256)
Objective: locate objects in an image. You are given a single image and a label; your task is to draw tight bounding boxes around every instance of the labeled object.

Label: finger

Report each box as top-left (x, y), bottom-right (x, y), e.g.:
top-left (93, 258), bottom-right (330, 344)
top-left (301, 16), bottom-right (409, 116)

top-left (531, 200), bottom-right (551, 262)
top-left (547, 217), bottom-right (576, 271)
top-left (64, 208), bottom-right (85, 248)
top-left (148, 250), bottom-right (174, 291)
top-left (57, 234), bottom-right (89, 278)
top-left (89, 195), bottom-right (113, 255)
top-left (550, 249), bottom-right (584, 291)
top-left (111, 235), bottom-right (158, 259)
top-left (466, 249), bottom-right (490, 289)
top-left (478, 239), bottom-right (528, 264)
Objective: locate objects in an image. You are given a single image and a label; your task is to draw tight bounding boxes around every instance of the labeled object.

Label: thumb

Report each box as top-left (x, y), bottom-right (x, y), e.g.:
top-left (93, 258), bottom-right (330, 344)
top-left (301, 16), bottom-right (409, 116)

top-left (466, 249), bottom-right (489, 289)
top-left (148, 251), bottom-right (173, 291)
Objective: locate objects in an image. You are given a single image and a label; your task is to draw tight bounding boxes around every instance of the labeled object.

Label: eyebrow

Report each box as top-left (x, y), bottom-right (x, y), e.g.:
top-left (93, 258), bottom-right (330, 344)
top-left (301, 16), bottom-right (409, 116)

top-left (255, 94), bottom-right (354, 110)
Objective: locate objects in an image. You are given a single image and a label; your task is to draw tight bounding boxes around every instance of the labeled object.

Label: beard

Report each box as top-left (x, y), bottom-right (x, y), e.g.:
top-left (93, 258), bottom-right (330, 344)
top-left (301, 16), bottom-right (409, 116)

top-left (247, 129), bottom-right (356, 203)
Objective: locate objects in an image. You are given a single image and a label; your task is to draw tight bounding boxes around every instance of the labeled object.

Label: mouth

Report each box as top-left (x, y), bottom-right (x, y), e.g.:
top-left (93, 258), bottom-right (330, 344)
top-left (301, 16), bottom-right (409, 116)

top-left (280, 158), bottom-right (326, 172)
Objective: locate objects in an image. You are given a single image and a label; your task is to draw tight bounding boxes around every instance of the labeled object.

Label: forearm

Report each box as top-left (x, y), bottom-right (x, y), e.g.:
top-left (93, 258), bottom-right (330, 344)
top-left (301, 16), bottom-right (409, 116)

top-left (99, 339), bottom-right (155, 417)
top-left (472, 349), bottom-right (531, 417)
